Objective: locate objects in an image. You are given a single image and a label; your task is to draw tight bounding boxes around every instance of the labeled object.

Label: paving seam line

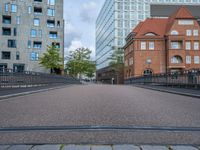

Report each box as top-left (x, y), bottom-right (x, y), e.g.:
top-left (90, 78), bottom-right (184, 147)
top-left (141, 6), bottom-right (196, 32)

top-left (133, 85), bottom-right (200, 98)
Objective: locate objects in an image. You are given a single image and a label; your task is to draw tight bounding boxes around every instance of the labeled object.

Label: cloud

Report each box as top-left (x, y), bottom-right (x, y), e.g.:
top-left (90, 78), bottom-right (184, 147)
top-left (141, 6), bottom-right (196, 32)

top-left (65, 22), bottom-right (82, 48)
top-left (80, 1), bottom-right (98, 23)
top-left (64, 40), bottom-right (96, 61)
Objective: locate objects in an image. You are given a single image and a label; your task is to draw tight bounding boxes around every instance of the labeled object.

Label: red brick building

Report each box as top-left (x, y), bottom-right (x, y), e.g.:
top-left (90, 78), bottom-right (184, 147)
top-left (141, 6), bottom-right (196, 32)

top-left (124, 7), bottom-right (200, 79)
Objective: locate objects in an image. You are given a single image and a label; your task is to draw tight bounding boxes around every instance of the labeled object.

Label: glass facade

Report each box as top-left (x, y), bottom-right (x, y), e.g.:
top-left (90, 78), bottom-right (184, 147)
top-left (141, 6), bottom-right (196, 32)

top-left (95, 0), bottom-right (200, 70)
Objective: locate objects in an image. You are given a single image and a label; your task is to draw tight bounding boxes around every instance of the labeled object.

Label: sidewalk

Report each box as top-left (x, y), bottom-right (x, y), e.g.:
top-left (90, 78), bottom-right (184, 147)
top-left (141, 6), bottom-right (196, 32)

top-left (134, 84), bottom-right (200, 98)
top-left (0, 84), bottom-right (74, 100)
top-left (0, 144), bottom-right (199, 150)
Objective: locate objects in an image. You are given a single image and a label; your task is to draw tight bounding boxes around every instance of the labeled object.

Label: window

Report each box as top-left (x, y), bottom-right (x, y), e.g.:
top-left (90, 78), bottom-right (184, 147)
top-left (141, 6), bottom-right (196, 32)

top-left (178, 20), bottom-right (194, 25)
top-left (28, 40), bottom-right (31, 48)
top-left (149, 42), bottom-right (154, 50)
top-left (194, 42), bottom-right (199, 50)
top-left (31, 29), bottom-right (37, 37)
top-left (38, 30), bottom-right (42, 37)
top-left (186, 56), bottom-right (191, 64)
top-left (3, 16), bottom-right (11, 24)
top-left (33, 41), bottom-right (42, 49)
top-left (129, 57), bottom-right (133, 65)
top-left (2, 52), bottom-right (11, 60)
top-left (57, 21), bottom-right (60, 27)
top-left (171, 42), bottom-right (181, 49)
top-left (194, 56), bottom-right (200, 64)
top-left (171, 30), bottom-right (179, 35)
top-left (52, 42), bottom-right (60, 48)
top-left (5, 3), bottom-right (9, 12)
top-left (141, 42), bottom-right (146, 50)
top-left (28, 6), bottom-right (32, 14)
top-left (14, 28), bottom-right (17, 36)
top-left (30, 52), bottom-right (39, 61)
top-left (16, 51), bottom-right (20, 60)
top-left (34, 0), bottom-right (42, 2)
top-left (144, 69), bottom-right (153, 76)
top-left (186, 42), bottom-right (191, 50)
top-left (193, 30), bottom-right (199, 36)
top-left (186, 30), bottom-right (192, 36)
top-left (47, 20), bottom-right (55, 27)
top-left (16, 16), bottom-right (20, 24)
top-left (47, 8), bottom-right (55, 16)
top-left (145, 33), bottom-right (156, 36)
top-left (2, 28), bottom-right (11, 36)
top-left (48, 0), bottom-right (55, 5)
top-left (11, 4), bottom-right (17, 13)
top-left (34, 18), bottom-right (40, 26)
top-left (8, 40), bottom-right (16, 48)
top-left (49, 31), bottom-right (57, 39)
top-left (34, 7), bottom-right (42, 14)
top-left (171, 56), bottom-right (183, 64)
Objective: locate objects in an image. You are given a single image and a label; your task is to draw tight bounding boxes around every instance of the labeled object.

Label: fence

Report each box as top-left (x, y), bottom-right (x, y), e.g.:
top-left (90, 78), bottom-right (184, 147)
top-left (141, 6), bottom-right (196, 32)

top-left (125, 69), bottom-right (200, 88)
top-left (0, 68), bottom-right (80, 88)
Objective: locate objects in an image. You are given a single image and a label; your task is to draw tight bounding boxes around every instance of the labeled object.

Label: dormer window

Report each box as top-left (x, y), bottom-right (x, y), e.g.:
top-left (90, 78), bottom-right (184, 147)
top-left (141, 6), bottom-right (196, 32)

top-left (144, 32), bottom-right (156, 36)
top-left (171, 30), bottom-right (179, 35)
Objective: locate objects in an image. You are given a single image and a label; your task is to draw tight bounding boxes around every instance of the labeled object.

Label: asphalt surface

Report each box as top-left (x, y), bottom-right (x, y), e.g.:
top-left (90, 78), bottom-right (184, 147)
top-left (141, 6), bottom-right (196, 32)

top-left (0, 84), bottom-right (200, 145)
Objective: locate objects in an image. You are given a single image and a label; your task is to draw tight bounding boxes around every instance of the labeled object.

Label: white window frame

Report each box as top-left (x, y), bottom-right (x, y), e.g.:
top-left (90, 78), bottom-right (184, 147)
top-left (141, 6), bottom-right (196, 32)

top-left (28, 6), bottom-right (32, 14)
top-left (194, 56), bottom-right (200, 64)
top-left (193, 30), bottom-right (199, 36)
top-left (194, 42), bottom-right (199, 50)
top-left (48, 0), bottom-right (55, 5)
top-left (186, 56), bottom-right (191, 64)
top-left (149, 42), bottom-right (154, 50)
top-left (34, 18), bottom-right (40, 26)
top-left (186, 30), bottom-right (192, 36)
top-left (186, 42), bottom-right (191, 50)
top-left (171, 42), bottom-right (180, 49)
top-left (11, 4), bottom-right (17, 13)
top-left (141, 42), bottom-right (146, 50)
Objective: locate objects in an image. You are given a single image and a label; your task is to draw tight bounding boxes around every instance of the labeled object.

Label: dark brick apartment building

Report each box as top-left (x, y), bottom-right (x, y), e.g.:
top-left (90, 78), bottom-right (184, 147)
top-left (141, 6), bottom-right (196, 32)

top-left (124, 7), bottom-right (200, 79)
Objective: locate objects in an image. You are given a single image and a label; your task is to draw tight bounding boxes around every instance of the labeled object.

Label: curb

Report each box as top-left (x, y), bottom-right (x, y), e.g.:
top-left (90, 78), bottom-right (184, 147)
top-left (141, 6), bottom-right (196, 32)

top-left (0, 84), bottom-right (76, 101)
top-left (133, 85), bottom-right (200, 99)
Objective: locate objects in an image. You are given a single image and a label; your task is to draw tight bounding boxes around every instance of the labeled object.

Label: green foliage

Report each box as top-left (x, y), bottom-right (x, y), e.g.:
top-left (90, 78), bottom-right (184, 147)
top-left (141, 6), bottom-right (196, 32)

top-left (39, 45), bottom-right (63, 73)
top-left (65, 47), bottom-right (96, 78)
top-left (108, 48), bottom-right (124, 72)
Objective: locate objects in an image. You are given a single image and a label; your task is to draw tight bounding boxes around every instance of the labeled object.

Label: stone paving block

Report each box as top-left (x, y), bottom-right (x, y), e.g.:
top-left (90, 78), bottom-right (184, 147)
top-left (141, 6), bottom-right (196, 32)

top-left (113, 145), bottom-right (140, 150)
top-left (8, 145), bottom-right (33, 150)
top-left (31, 145), bottom-right (60, 150)
top-left (141, 145), bottom-right (168, 150)
top-left (91, 145), bottom-right (112, 150)
top-left (170, 146), bottom-right (198, 150)
top-left (63, 145), bottom-right (90, 150)
top-left (0, 145), bottom-right (10, 150)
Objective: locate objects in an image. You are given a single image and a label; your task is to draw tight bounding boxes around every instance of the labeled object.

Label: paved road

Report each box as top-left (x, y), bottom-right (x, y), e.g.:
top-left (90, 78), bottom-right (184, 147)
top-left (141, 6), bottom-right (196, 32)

top-left (0, 84), bottom-right (200, 145)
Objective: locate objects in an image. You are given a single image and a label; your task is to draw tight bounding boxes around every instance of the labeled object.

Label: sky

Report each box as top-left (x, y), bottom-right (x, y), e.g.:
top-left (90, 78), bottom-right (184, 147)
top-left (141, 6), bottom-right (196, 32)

top-left (64, 0), bottom-right (105, 60)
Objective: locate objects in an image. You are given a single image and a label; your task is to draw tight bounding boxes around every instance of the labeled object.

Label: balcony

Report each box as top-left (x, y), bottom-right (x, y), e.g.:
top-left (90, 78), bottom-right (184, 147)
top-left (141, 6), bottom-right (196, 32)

top-left (168, 55), bottom-right (185, 69)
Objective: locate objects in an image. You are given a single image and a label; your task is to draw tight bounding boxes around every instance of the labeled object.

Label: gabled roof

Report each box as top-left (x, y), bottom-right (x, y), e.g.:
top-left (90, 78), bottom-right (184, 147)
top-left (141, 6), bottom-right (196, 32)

top-left (165, 6), bottom-right (195, 34)
top-left (133, 18), bottom-right (168, 38)
top-left (131, 6), bottom-right (196, 39)
top-left (173, 6), bottom-right (195, 19)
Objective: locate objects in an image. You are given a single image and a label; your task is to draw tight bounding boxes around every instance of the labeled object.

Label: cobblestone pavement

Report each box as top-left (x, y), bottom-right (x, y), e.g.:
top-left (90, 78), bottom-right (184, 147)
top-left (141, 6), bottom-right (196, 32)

top-left (0, 145), bottom-right (199, 150)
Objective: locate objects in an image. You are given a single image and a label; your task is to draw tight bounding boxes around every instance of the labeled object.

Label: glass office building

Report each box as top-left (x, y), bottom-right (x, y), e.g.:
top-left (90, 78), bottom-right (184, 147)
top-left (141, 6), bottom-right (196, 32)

top-left (96, 0), bottom-right (200, 70)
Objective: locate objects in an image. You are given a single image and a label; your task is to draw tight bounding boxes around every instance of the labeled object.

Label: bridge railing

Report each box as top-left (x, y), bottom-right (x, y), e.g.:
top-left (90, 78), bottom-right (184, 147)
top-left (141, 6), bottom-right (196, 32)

top-left (125, 69), bottom-right (200, 88)
top-left (0, 68), bottom-right (80, 88)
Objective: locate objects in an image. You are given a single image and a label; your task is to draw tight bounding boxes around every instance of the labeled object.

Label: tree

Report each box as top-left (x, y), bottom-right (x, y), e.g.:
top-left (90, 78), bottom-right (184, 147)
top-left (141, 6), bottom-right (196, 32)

top-left (108, 47), bottom-right (124, 71)
top-left (65, 47), bottom-right (96, 78)
top-left (108, 47), bottom-right (124, 84)
top-left (39, 45), bottom-right (63, 74)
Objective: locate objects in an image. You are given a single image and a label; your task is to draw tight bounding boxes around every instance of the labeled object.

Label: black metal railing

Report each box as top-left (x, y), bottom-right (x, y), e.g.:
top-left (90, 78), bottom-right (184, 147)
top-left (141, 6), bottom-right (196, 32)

top-left (0, 68), bottom-right (80, 88)
top-left (125, 69), bottom-right (200, 88)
